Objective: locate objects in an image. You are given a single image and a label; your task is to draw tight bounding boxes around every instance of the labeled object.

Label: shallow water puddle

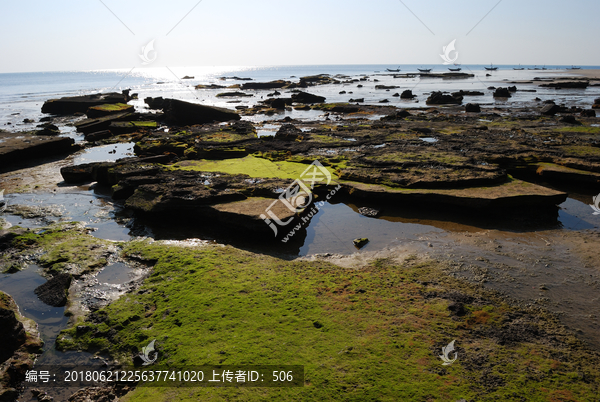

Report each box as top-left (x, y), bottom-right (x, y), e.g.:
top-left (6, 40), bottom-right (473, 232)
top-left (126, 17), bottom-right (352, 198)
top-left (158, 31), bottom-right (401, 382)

top-left (74, 142), bottom-right (135, 165)
top-left (2, 190), bottom-right (132, 241)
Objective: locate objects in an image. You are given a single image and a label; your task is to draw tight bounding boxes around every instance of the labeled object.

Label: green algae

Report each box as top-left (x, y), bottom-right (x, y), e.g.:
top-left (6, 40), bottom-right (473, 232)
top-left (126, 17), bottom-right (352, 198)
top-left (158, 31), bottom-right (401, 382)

top-left (56, 241), bottom-right (600, 401)
top-left (10, 223), bottom-right (112, 275)
top-left (168, 155), bottom-right (338, 180)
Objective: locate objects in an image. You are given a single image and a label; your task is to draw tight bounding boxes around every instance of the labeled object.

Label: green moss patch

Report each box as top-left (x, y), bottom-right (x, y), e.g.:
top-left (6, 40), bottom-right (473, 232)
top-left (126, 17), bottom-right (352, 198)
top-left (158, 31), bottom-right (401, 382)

top-left (58, 242), bottom-right (600, 401)
top-left (10, 224), bottom-right (113, 276)
top-left (169, 155), bottom-right (338, 180)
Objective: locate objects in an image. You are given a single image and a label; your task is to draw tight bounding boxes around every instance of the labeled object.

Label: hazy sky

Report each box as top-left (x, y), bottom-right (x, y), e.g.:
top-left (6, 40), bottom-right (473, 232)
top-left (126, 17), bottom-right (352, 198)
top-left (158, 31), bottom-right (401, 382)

top-left (1, 0), bottom-right (597, 73)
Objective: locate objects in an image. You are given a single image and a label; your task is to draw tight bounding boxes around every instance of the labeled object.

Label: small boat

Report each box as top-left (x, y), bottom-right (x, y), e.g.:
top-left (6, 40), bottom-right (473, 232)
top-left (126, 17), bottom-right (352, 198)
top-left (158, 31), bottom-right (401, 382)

top-left (448, 67), bottom-right (462, 71)
top-left (567, 65), bottom-right (581, 70)
top-left (386, 67), bottom-right (401, 72)
top-left (513, 64), bottom-right (524, 70)
top-left (484, 64), bottom-right (498, 71)
top-left (418, 68), bottom-right (432, 73)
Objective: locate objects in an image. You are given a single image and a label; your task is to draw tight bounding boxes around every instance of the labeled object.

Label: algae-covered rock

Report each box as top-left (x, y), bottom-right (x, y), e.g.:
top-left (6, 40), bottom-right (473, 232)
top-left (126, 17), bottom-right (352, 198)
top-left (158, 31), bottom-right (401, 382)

top-left (42, 91), bottom-right (130, 115)
top-left (34, 273), bottom-right (72, 307)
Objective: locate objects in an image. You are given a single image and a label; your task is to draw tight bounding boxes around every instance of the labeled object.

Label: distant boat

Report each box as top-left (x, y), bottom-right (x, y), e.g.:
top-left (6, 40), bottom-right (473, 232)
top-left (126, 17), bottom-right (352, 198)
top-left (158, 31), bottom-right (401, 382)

top-left (567, 65), bottom-right (581, 70)
top-left (448, 65), bottom-right (462, 71)
top-left (418, 68), bottom-right (432, 73)
top-left (513, 64), bottom-right (524, 70)
top-left (484, 64), bottom-right (498, 71)
top-left (386, 67), bottom-right (401, 72)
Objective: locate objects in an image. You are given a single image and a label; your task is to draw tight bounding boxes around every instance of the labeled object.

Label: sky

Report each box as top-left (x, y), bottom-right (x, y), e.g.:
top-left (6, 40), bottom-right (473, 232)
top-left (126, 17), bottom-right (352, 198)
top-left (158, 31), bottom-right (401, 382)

top-left (0, 0), bottom-right (598, 73)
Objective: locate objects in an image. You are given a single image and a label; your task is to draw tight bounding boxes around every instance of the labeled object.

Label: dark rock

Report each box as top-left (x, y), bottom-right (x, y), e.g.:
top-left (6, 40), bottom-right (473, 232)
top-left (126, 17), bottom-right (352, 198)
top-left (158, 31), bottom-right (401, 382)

top-left (400, 90), bottom-right (416, 99)
top-left (493, 87), bottom-right (511, 98)
top-left (0, 134), bottom-right (77, 169)
top-left (36, 123), bottom-right (60, 136)
top-left (426, 91), bottom-right (463, 105)
top-left (262, 97), bottom-right (293, 109)
top-left (241, 80), bottom-right (290, 90)
top-left (580, 109), bottom-right (596, 117)
top-left (42, 91), bottom-right (130, 115)
top-left (465, 103), bottom-right (481, 113)
top-left (216, 92), bottom-right (252, 98)
top-left (353, 238), bottom-right (369, 248)
top-left (508, 86), bottom-right (517, 92)
top-left (593, 98), bottom-right (600, 109)
top-left (452, 90), bottom-right (484, 97)
top-left (275, 124), bottom-right (303, 141)
top-left (540, 104), bottom-right (561, 116)
top-left (162, 99), bottom-right (240, 125)
top-left (375, 85), bottom-right (398, 90)
top-left (74, 112), bottom-right (135, 134)
top-left (540, 81), bottom-right (589, 89)
top-left (0, 307), bottom-right (27, 363)
top-left (291, 91), bottom-right (326, 104)
top-left (380, 110), bottom-right (411, 120)
top-left (379, 99), bottom-right (389, 103)
top-left (392, 93), bottom-right (400, 97)
top-left (560, 115), bottom-right (581, 125)
top-left (34, 274), bottom-right (72, 307)
top-left (349, 98), bottom-right (364, 103)
top-left (487, 86), bottom-right (496, 90)
top-left (84, 130), bottom-right (113, 142)
top-left (339, 91), bottom-right (346, 95)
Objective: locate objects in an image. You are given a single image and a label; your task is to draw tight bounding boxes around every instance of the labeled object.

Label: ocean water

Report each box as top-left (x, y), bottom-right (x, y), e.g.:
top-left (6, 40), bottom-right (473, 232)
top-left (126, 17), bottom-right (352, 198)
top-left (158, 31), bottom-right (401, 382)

top-left (1, 64), bottom-right (599, 133)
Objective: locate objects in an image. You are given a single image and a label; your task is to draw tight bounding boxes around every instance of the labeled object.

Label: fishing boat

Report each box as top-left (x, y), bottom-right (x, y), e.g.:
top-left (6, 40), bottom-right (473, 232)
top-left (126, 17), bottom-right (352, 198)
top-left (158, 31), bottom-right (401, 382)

top-left (418, 68), bottom-right (432, 73)
top-left (448, 66), bottom-right (462, 71)
top-left (484, 64), bottom-right (498, 71)
top-left (386, 67), bottom-right (401, 72)
top-left (567, 65), bottom-right (581, 70)
top-left (513, 64), bottom-right (524, 70)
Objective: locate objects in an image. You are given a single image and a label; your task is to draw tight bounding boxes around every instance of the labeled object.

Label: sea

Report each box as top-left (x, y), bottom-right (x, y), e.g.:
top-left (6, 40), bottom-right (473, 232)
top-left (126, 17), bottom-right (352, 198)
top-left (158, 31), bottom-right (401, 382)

top-left (1, 64), bottom-right (599, 134)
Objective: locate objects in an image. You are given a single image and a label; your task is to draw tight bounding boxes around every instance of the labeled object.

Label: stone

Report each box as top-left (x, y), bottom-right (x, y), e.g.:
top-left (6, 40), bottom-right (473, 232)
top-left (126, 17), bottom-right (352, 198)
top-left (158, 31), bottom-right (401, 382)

top-left (353, 238), bottom-right (369, 248)
top-left (291, 91), bottom-right (326, 104)
top-left (162, 99), bottom-right (241, 125)
top-left (275, 124), bottom-right (303, 141)
top-left (400, 90), bottom-right (416, 99)
top-left (493, 87), bottom-right (512, 98)
top-left (349, 98), bottom-right (364, 103)
top-left (540, 81), bottom-right (589, 89)
top-left (465, 103), bottom-right (481, 113)
top-left (426, 91), bottom-right (463, 105)
top-left (42, 91), bottom-right (130, 115)
top-left (540, 104), bottom-right (561, 116)
top-left (580, 109), bottom-right (596, 117)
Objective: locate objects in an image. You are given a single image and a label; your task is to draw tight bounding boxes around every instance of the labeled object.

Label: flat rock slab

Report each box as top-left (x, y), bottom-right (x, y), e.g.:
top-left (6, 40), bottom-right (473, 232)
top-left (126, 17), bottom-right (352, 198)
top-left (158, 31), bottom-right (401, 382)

top-left (532, 163), bottom-right (600, 185)
top-left (341, 177), bottom-right (567, 209)
top-left (0, 132), bottom-right (76, 169)
top-left (42, 92), bottom-right (129, 115)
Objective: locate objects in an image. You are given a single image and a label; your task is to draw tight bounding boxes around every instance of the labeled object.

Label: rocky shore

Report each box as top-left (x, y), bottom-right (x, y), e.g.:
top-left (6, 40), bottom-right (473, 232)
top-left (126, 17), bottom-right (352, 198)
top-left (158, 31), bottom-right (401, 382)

top-left (1, 70), bottom-right (599, 401)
